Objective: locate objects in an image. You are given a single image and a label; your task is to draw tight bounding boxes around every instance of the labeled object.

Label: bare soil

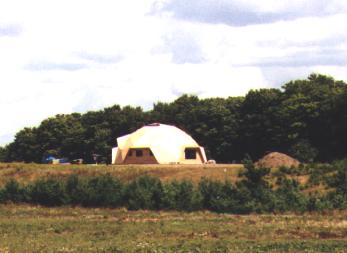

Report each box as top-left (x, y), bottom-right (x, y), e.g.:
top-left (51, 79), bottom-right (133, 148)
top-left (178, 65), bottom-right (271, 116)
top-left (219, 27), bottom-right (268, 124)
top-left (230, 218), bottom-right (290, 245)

top-left (256, 152), bottom-right (300, 168)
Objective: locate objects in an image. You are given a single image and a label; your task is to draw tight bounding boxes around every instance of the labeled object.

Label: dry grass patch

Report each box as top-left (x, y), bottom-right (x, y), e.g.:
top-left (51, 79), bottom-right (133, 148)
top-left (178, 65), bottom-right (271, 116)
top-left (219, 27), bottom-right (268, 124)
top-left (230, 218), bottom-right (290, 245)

top-left (0, 163), bottom-right (243, 186)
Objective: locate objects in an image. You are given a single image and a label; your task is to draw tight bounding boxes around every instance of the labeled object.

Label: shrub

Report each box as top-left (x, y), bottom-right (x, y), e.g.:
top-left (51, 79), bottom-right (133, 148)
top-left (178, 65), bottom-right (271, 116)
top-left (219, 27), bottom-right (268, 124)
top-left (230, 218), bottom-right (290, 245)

top-left (80, 174), bottom-right (124, 207)
top-left (240, 157), bottom-right (271, 189)
top-left (0, 189), bottom-right (3, 202)
top-left (326, 160), bottom-right (347, 195)
top-left (198, 178), bottom-right (239, 213)
top-left (125, 175), bottom-right (164, 210)
top-left (275, 178), bottom-right (308, 212)
top-left (325, 192), bottom-right (347, 210)
top-left (306, 194), bottom-right (333, 212)
top-left (65, 174), bottom-right (84, 205)
top-left (28, 178), bottom-right (68, 206)
top-left (1, 179), bottom-right (26, 203)
top-left (237, 156), bottom-right (276, 213)
top-left (278, 165), bottom-right (308, 176)
top-left (163, 180), bottom-right (202, 211)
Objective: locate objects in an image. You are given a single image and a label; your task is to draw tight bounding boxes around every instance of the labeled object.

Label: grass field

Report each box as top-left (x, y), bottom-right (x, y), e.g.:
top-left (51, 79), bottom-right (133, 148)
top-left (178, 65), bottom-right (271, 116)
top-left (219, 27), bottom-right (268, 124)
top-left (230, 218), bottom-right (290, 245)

top-left (0, 163), bottom-right (244, 186)
top-left (1, 163), bottom-right (340, 252)
top-left (0, 204), bottom-right (347, 253)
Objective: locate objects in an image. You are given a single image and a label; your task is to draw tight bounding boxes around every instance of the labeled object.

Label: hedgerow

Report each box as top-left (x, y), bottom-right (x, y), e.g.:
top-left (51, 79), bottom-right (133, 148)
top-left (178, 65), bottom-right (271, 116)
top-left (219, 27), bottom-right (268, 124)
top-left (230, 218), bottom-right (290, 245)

top-left (1, 159), bottom-right (347, 213)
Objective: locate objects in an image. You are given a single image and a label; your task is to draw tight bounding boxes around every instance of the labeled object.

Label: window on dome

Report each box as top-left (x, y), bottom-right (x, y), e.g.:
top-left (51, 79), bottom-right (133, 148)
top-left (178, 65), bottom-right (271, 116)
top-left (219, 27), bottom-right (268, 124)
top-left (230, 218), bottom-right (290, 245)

top-left (136, 149), bottom-right (143, 157)
top-left (185, 148), bottom-right (197, 159)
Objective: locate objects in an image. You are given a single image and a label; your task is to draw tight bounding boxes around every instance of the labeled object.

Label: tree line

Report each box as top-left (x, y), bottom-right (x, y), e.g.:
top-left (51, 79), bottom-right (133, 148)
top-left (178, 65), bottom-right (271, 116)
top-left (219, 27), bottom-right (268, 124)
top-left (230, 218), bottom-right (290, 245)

top-left (1, 73), bottom-right (347, 164)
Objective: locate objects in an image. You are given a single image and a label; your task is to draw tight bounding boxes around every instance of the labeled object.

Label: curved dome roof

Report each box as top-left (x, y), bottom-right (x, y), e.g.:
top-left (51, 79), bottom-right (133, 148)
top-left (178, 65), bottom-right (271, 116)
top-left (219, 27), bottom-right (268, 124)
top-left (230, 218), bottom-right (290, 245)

top-left (116, 123), bottom-right (205, 164)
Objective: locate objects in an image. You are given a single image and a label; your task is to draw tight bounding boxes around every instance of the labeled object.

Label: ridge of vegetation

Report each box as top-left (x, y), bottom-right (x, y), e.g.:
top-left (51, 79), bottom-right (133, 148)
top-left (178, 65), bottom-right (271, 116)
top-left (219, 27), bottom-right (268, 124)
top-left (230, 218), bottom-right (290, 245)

top-left (1, 158), bottom-right (347, 214)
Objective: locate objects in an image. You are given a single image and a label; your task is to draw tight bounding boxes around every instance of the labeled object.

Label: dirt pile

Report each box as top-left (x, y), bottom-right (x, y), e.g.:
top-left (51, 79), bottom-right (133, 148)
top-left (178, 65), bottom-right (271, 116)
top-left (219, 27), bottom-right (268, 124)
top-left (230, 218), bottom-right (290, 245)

top-left (255, 152), bottom-right (300, 168)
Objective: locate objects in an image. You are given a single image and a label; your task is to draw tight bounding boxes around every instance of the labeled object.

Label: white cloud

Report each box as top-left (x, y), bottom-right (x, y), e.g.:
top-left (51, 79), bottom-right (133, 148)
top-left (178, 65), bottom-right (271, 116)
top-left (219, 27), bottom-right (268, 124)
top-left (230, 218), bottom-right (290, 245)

top-left (0, 23), bottom-right (21, 37)
top-left (152, 0), bottom-right (347, 25)
top-left (0, 0), bottom-right (347, 145)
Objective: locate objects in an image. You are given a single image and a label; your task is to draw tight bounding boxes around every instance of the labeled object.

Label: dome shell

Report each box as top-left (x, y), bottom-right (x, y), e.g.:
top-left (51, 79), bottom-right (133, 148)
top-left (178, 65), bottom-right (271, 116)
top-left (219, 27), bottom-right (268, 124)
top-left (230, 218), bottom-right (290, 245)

top-left (114, 123), bottom-right (206, 164)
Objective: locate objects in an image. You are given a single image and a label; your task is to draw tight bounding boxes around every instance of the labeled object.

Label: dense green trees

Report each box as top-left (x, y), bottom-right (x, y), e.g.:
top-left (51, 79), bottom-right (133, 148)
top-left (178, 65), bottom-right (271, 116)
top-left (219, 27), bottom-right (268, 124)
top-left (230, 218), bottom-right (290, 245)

top-left (0, 146), bottom-right (7, 161)
top-left (1, 73), bottom-right (346, 163)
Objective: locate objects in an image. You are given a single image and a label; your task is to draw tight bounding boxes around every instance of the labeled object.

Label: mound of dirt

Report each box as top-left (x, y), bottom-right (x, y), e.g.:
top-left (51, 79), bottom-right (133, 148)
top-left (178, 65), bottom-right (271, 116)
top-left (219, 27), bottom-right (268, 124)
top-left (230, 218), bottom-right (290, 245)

top-left (255, 152), bottom-right (300, 168)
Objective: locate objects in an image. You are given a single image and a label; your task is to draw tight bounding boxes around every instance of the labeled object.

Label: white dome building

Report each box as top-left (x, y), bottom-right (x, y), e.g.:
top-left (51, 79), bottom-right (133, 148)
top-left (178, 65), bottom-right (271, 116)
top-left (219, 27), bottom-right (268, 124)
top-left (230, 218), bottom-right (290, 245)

top-left (112, 123), bottom-right (207, 164)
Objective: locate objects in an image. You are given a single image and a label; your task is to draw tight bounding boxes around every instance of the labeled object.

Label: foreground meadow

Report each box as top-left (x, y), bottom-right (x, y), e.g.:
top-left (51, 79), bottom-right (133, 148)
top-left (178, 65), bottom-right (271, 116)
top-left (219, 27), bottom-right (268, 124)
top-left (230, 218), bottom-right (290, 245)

top-left (0, 205), bottom-right (347, 253)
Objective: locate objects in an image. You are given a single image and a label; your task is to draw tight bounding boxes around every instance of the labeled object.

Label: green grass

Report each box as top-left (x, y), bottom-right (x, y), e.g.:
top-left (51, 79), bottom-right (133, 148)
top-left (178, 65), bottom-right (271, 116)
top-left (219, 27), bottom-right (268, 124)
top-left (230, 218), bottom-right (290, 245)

top-left (0, 205), bottom-right (347, 252)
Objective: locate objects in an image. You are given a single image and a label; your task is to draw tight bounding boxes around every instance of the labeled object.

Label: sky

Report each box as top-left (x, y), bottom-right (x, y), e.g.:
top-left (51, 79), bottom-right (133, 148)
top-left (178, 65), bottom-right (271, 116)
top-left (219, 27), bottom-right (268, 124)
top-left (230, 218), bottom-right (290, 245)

top-left (1, 0), bottom-right (347, 146)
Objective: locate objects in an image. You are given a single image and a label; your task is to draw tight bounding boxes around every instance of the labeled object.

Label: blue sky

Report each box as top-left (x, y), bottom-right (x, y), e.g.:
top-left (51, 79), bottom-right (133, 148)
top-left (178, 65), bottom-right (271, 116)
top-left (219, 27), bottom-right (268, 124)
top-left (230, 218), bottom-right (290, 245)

top-left (1, 0), bottom-right (347, 145)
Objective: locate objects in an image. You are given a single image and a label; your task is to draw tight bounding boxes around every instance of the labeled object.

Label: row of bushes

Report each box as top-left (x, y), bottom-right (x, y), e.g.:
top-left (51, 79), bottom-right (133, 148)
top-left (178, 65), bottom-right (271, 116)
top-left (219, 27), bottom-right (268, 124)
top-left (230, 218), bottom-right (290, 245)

top-left (1, 160), bottom-right (347, 213)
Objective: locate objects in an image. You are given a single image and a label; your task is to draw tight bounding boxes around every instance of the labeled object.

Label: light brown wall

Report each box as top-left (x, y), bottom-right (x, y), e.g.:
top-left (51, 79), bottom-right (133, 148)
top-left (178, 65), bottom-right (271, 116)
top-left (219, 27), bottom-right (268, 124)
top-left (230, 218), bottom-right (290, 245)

top-left (123, 148), bottom-right (158, 164)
